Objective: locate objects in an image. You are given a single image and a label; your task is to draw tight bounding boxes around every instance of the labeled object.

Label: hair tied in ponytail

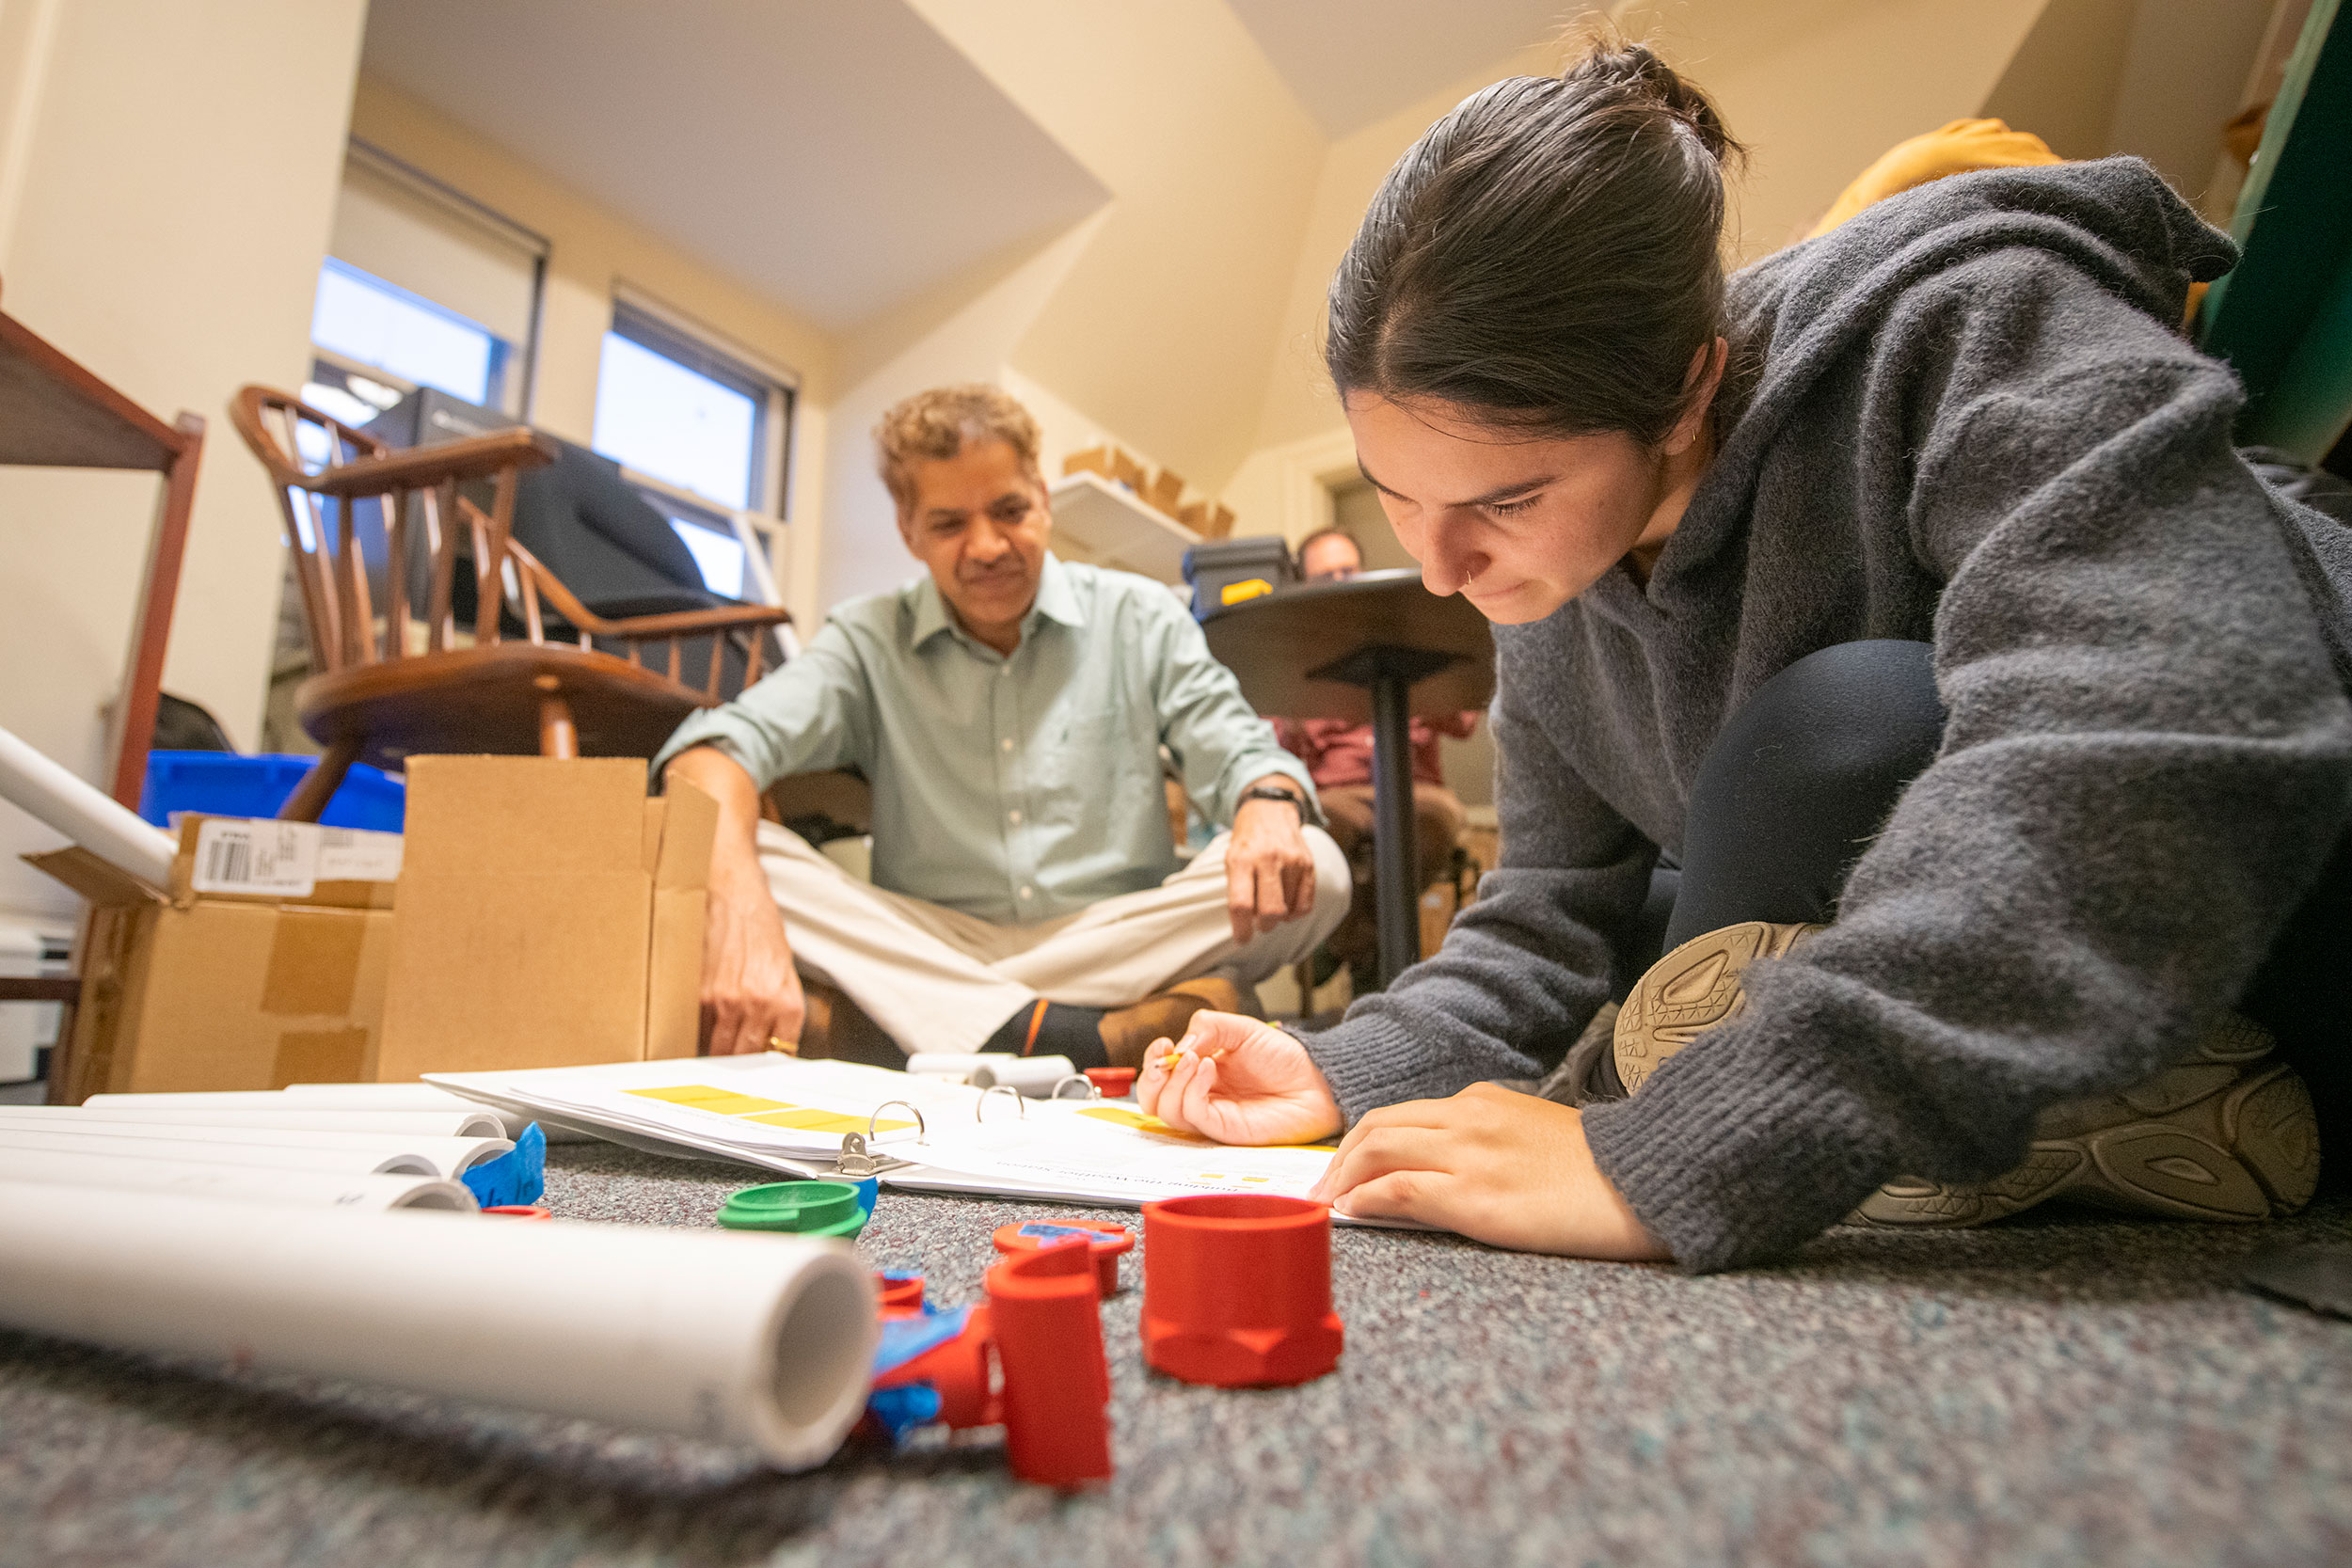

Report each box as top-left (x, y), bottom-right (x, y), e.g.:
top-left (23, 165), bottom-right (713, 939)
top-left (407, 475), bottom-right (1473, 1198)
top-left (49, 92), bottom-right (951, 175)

top-left (1327, 32), bottom-right (1740, 447)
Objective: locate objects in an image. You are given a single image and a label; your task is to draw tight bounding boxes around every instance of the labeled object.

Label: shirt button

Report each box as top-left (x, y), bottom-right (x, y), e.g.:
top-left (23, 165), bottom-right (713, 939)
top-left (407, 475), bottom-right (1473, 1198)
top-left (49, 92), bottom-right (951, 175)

top-left (1009, 809), bottom-right (1023, 824)
top-left (1000, 737), bottom-right (1013, 752)
top-left (1018, 885), bottom-right (1034, 900)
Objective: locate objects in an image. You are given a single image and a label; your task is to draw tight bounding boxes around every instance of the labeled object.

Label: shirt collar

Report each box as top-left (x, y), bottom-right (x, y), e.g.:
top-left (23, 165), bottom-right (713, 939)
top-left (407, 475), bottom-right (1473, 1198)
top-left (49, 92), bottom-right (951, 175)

top-left (909, 553), bottom-right (1086, 653)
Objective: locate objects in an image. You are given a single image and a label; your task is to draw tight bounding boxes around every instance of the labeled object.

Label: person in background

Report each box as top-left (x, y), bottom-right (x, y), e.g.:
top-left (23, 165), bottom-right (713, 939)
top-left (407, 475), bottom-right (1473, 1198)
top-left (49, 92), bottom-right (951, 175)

top-left (658, 384), bottom-right (1349, 1070)
top-left (1273, 526), bottom-right (1480, 982)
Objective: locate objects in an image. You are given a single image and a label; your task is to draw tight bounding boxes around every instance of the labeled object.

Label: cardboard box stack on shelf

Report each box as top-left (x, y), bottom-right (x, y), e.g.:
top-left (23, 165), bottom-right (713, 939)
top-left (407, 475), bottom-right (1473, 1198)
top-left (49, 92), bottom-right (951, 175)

top-left (1064, 445), bottom-right (1234, 538)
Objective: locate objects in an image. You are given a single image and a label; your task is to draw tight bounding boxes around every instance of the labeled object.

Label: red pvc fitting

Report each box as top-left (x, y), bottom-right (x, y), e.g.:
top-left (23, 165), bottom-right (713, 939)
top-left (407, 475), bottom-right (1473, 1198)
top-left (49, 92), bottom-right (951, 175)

top-left (992, 1218), bottom-right (1134, 1297)
top-left (876, 1304), bottom-right (995, 1430)
top-left (874, 1272), bottom-right (926, 1314)
top-left (986, 1243), bottom-right (1113, 1488)
top-left (1084, 1066), bottom-right (1137, 1097)
top-left (1141, 1194), bottom-right (1343, 1387)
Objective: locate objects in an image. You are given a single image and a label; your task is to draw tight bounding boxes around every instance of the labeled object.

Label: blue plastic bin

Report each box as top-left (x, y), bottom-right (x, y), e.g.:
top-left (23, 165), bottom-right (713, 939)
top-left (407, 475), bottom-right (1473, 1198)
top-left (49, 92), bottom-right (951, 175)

top-left (140, 752), bottom-right (406, 832)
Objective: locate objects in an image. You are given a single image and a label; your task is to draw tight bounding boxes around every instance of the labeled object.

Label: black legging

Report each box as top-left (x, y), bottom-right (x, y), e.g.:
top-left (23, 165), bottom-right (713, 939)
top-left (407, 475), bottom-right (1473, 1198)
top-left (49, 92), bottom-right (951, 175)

top-left (1629, 639), bottom-right (2352, 1135)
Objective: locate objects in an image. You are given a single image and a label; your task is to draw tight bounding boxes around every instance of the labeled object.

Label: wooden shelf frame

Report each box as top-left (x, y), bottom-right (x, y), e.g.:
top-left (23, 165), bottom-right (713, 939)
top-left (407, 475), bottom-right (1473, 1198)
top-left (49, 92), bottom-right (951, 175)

top-left (0, 288), bottom-right (206, 807)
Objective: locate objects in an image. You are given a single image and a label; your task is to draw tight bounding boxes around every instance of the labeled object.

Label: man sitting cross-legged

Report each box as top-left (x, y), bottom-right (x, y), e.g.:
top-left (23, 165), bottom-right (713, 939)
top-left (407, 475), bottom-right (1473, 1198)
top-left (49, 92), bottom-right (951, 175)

top-left (657, 384), bottom-right (1348, 1069)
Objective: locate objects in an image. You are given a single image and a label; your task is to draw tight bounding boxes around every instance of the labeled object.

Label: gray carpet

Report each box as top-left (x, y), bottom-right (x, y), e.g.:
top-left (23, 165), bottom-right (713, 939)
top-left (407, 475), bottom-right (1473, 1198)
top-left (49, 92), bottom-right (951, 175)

top-left (3, 1141), bottom-right (2347, 1568)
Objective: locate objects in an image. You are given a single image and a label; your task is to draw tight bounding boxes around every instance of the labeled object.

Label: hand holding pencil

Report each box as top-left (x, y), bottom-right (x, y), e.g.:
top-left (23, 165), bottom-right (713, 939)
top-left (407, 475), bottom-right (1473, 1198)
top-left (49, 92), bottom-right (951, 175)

top-left (1136, 1011), bottom-right (1344, 1148)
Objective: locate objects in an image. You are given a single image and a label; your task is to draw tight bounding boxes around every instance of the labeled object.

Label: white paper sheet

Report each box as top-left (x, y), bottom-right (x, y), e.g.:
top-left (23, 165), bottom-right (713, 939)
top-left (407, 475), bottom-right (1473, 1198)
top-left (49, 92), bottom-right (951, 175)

top-left (0, 1181), bottom-right (878, 1469)
top-left (428, 1054), bottom-right (981, 1171)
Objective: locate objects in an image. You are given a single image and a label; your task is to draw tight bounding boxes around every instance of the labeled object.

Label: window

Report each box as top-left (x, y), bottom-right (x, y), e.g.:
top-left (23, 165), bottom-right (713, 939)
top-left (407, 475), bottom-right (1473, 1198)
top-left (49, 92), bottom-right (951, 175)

top-left (593, 299), bottom-right (791, 517)
top-left (311, 140), bottom-right (548, 419)
top-left (310, 259), bottom-right (505, 408)
top-left (667, 509), bottom-right (750, 599)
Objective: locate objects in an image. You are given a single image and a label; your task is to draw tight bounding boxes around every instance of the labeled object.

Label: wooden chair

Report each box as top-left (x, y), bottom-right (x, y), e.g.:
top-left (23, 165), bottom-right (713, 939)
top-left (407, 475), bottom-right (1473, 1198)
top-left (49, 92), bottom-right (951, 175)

top-left (230, 386), bottom-right (790, 819)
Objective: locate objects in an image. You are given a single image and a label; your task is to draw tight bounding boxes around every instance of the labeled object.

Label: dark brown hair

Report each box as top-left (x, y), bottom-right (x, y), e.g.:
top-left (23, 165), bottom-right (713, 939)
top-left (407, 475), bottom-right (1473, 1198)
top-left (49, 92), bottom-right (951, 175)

top-left (1326, 38), bottom-right (1742, 446)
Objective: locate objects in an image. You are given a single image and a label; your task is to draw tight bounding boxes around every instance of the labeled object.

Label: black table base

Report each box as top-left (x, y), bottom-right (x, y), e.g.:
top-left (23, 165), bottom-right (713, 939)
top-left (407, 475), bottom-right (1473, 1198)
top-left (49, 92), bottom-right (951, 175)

top-left (1307, 643), bottom-right (1462, 988)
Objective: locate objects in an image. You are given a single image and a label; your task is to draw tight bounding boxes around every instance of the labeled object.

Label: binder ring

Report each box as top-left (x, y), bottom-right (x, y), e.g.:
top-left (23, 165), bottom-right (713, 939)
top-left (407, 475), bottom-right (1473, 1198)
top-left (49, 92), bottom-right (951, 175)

top-left (977, 1084), bottom-right (1027, 1121)
top-left (1050, 1074), bottom-right (1100, 1101)
top-left (869, 1101), bottom-right (926, 1141)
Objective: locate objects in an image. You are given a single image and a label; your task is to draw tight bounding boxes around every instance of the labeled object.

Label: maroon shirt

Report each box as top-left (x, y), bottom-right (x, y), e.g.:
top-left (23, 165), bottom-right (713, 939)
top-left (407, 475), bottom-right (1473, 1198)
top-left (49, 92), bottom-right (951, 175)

top-left (1274, 711), bottom-right (1479, 789)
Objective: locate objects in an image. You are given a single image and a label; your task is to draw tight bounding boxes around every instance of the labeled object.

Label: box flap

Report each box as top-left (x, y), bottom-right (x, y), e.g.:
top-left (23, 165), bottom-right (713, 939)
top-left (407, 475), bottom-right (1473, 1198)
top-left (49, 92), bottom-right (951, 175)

top-left (401, 756), bottom-right (647, 880)
top-left (23, 847), bottom-right (166, 908)
top-left (650, 777), bottom-right (718, 889)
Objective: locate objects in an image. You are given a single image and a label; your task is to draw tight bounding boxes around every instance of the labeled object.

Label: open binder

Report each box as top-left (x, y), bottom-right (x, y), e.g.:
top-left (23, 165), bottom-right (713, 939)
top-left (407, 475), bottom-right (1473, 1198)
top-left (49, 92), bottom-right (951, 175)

top-left (425, 1053), bottom-right (1345, 1212)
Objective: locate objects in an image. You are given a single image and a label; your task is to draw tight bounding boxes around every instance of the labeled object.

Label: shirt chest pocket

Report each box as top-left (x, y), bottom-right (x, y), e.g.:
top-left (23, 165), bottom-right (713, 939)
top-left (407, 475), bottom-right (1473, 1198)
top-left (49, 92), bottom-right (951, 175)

top-left (1029, 712), bottom-right (1150, 819)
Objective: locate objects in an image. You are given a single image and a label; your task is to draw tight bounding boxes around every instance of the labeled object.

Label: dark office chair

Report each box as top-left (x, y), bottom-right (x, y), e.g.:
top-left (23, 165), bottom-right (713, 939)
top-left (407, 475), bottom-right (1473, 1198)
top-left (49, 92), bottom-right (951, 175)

top-left (453, 437), bottom-right (772, 694)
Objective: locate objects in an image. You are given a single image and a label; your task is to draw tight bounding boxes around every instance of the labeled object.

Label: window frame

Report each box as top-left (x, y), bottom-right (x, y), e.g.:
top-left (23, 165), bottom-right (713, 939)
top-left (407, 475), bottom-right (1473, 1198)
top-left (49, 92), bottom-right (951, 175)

top-left (338, 139), bottom-right (549, 419)
top-left (310, 255), bottom-right (512, 411)
top-left (601, 292), bottom-right (797, 520)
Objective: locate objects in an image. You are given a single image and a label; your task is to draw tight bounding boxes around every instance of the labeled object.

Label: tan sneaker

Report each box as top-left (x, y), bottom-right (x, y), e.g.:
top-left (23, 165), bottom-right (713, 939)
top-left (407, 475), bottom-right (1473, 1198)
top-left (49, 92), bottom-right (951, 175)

top-left (1853, 1014), bottom-right (2320, 1227)
top-left (1099, 976), bottom-right (1245, 1069)
top-left (1613, 921), bottom-right (1820, 1095)
top-left (794, 979), bottom-right (900, 1069)
top-left (1613, 924), bottom-right (2322, 1227)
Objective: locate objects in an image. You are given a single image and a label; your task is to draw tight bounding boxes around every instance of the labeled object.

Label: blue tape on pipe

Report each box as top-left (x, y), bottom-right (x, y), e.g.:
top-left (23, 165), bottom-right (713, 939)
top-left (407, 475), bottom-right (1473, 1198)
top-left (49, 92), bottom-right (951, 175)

top-left (871, 1304), bottom-right (970, 1377)
top-left (460, 1122), bottom-right (547, 1209)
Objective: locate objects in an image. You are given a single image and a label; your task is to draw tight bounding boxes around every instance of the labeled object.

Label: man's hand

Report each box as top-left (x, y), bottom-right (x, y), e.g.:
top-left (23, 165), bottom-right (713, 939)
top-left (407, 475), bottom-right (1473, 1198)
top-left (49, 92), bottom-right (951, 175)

top-left (701, 857), bottom-right (805, 1055)
top-left (1136, 1011), bottom-right (1341, 1146)
top-left (666, 745), bottom-right (804, 1056)
top-left (1225, 775), bottom-right (1318, 944)
top-left (1308, 1084), bottom-right (1670, 1261)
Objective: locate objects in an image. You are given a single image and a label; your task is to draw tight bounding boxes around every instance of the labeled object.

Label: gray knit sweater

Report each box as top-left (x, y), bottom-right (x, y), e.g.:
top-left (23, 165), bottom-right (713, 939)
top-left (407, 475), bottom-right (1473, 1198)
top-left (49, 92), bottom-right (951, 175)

top-left (1301, 159), bottom-right (2352, 1273)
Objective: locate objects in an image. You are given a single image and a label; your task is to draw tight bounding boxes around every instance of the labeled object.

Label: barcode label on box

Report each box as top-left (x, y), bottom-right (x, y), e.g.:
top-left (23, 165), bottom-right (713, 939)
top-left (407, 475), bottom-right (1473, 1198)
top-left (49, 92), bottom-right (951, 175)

top-left (317, 827), bottom-right (403, 883)
top-left (191, 820), bottom-right (318, 897)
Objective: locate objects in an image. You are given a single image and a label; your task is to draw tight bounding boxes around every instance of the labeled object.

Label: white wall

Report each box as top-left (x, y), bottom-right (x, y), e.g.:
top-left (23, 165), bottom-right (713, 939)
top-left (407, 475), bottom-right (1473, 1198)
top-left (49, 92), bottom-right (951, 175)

top-left (0, 0), bottom-right (366, 924)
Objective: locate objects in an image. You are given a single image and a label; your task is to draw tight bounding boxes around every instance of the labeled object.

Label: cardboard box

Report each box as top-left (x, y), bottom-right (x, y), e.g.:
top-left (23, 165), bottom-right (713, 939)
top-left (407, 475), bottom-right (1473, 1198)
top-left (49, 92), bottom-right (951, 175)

top-left (27, 818), bottom-right (403, 1101)
top-left (373, 756), bottom-right (716, 1080)
top-left (1143, 468), bottom-right (1185, 515)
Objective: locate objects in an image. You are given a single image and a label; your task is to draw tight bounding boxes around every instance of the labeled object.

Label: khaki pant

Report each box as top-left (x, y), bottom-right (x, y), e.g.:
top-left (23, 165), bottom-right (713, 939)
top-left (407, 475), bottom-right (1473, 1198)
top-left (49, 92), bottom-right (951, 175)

top-left (1317, 783), bottom-right (1467, 971)
top-left (756, 820), bottom-right (1351, 1055)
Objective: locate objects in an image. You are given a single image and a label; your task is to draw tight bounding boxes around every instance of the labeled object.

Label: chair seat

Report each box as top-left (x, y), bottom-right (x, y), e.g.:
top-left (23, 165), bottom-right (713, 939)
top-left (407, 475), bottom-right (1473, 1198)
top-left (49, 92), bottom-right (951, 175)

top-left (297, 642), bottom-right (712, 770)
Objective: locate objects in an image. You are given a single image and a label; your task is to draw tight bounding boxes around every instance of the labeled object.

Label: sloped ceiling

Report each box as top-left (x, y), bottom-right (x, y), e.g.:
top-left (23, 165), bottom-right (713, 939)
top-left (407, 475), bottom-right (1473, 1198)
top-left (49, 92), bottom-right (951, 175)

top-left (1226, 0), bottom-right (1597, 136)
top-left (358, 0), bottom-right (1109, 332)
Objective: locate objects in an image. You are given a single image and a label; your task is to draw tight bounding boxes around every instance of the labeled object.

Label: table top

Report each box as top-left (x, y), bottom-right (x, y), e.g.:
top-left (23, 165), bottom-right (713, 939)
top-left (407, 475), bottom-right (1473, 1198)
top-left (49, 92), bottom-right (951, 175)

top-left (1201, 569), bottom-right (1495, 723)
top-left (6, 1140), bottom-right (2348, 1568)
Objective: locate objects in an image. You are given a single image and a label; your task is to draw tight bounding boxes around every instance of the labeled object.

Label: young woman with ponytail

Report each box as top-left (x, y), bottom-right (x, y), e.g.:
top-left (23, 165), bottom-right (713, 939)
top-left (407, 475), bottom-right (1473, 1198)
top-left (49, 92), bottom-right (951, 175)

top-left (1136, 39), bottom-right (2352, 1272)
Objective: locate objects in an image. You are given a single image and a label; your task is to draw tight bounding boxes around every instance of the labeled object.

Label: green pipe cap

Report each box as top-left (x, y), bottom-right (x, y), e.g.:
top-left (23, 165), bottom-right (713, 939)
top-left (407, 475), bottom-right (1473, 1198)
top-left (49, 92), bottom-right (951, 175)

top-left (717, 1180), bottom-right (868, 1238)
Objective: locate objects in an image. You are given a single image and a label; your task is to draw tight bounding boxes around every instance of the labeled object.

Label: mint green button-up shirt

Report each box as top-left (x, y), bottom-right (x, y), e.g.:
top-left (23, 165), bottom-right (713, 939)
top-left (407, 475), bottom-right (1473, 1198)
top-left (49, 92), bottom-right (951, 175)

top-left (653, 556), bottom-right (1317, 926)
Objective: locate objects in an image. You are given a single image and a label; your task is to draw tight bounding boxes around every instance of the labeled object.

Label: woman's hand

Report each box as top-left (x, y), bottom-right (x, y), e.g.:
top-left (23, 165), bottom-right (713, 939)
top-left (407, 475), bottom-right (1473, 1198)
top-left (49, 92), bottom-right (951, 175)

top-left (1309, 1084), bottom-right (1670, 1261)
top-left (1136, 1012), bottom-right (1342, 1147)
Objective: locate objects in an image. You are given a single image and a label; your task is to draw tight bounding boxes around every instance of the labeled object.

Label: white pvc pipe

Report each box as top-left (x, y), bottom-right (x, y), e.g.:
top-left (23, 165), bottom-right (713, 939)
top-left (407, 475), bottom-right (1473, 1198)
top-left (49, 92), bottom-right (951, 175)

top-left (967, 1054), bottom-right (1079, 1095)
top-left (14, 1105), bottom-right (509, 1139)
top-left (0, 1147), bottom-right (477, 1211)
top-left (97, 1085), bottom-right (551, 1142)
top-left (0, 1128), bottom-right (501, 1175)
top-left (906, 1052), bottom-right (1016, 1081)
top-left (0, 723), bottom-right (177, 889)
top-left (0, 1182), bottom-right (880, 1470)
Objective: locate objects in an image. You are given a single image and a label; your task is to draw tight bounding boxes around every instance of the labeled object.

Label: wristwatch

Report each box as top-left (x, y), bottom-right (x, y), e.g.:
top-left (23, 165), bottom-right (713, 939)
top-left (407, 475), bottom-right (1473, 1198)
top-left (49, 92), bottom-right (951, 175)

top-left (1239, 785), bottom-right (1308, 818)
